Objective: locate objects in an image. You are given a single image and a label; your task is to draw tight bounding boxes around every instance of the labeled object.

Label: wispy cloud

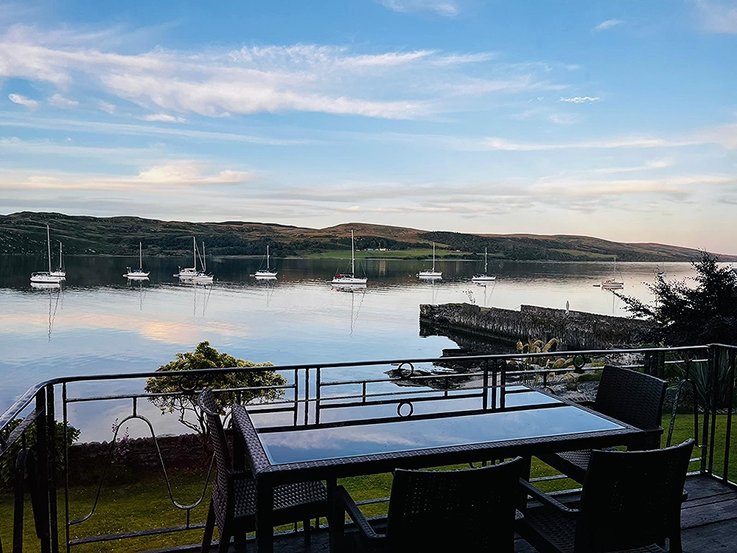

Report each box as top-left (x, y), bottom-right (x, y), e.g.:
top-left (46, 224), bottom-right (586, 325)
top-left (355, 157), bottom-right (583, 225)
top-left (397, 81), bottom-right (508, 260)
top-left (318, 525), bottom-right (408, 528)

top-left (8, 93), bottom-right (38, 109)
top-left (0, 25), bottom-right (569, 121)
top-left (0, 161), bottom-right (252, 191)
top-left (482, 135), bottom-right (685, 151)
top-left (137, 162), bottom-right (250, 185)
top-left (593, 19), bottom-right (623, 32)
top-left (693, 0), bottom-right (737, 33)
top-left (141, 113), bottom-right (186, 123)
top-left (378, 0), bottom-right (460, 17)
top-left (560, 96), bottom-right (600, 104)
top-left (48, 93), bottom-right (79, 108)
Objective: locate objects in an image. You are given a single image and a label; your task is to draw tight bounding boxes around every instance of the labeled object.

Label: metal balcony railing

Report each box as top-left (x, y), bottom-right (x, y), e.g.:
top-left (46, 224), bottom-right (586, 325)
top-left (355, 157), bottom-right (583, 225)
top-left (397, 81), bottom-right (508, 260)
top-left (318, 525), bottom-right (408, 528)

top-left (1, 343), bottom-right (735, 552)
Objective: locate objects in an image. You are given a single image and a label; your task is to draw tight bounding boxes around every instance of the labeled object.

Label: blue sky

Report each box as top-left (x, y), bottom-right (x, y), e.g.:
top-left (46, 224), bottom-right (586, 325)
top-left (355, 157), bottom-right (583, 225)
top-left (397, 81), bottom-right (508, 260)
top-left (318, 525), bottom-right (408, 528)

top-left (1, 0), bottom-right (736, 252)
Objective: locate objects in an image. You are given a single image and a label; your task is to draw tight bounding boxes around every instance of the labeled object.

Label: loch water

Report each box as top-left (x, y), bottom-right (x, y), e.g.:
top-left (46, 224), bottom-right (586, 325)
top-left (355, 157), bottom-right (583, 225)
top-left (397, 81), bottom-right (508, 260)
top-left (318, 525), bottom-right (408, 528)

top-left (0, 255), bottom-right (698, 415)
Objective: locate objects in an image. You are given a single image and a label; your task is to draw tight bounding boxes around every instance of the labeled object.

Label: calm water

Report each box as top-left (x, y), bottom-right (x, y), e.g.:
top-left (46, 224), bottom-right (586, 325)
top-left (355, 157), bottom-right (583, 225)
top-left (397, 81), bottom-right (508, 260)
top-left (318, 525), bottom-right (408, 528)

top-left (0, 255), bottom-right (695, 415)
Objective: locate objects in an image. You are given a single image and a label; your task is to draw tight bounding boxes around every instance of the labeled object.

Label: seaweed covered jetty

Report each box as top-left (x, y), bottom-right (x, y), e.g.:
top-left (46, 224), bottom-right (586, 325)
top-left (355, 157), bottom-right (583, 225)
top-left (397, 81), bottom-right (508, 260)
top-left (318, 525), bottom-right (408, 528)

top-left (420, 303), bottom-right (654, 350)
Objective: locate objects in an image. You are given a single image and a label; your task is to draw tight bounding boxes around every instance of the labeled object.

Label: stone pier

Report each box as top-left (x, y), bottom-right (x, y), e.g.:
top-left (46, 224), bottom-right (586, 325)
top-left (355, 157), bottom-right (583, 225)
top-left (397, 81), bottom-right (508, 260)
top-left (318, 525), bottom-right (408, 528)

top-left (420, 303), bottom-right (654, 350)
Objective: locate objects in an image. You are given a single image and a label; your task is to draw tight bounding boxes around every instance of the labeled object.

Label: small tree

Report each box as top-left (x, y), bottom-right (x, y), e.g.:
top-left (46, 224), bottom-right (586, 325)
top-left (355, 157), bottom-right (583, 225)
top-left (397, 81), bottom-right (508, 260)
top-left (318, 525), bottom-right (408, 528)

top-left (619, 251), bottom-right (737, 346)
top-left (145, 341), bottom-right (286, 435)
top-left (619, 252), bottom-right (737, 408)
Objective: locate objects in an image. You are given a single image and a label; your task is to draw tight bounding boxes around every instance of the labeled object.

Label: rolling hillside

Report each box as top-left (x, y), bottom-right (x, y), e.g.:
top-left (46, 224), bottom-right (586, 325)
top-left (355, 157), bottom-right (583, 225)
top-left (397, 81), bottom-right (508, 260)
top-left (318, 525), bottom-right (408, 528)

top-left (0, 211), bottom-right (733, 262)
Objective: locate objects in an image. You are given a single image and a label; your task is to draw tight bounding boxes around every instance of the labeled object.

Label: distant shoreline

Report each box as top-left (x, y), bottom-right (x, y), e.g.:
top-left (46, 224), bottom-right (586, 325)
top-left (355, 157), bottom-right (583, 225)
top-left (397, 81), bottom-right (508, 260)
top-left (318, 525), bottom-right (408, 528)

top-left (2, 211), bottom-right (735, 262)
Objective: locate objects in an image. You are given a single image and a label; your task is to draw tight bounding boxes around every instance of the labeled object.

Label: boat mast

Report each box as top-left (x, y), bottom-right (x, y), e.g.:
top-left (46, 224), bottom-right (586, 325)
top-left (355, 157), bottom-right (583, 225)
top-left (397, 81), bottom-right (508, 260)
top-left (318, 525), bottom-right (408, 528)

top-left (266, 245), bottom-right (270, 270)
top-left (139, 242), bottom-right (143, 269)
top-left (432, 242), bottom-right (436, 272)
top-left (59, 242), bottom-right (63, 270)
top-left (351, 230), bottom-right (355, 275)
top-left (46, 224), bottom-right (52, 273)
top-left (202, 243), bottom-right (207, 272)
top-left (193, 237), bottom-right (197, 269)
top-left (484, 247), bottom-right (488, 273)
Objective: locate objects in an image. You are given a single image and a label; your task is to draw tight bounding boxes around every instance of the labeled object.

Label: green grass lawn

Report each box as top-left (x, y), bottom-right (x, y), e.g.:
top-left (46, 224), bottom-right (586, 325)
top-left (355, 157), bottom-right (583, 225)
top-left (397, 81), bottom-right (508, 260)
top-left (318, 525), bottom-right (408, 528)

top-left (1, 412), bottom-right (731, 552)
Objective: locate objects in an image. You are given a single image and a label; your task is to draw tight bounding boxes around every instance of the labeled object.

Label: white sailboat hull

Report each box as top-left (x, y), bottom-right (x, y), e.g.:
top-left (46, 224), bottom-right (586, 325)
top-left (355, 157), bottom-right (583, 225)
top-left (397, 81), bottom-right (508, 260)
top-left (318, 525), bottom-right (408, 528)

top-left (255, 270), bottom-right (278, 279)
top-left (332, 275), bottom-right (367, 285)
top-left (31, 272), bottom-right (64, 283)
top-left (125, 269), bottom-right (150, 279)
top-left (601, 279), bottom-right (624, 290)
top-left (471, 274), bottom-right (496, 282)
top-left (31, 281), bottom-right (61, 289)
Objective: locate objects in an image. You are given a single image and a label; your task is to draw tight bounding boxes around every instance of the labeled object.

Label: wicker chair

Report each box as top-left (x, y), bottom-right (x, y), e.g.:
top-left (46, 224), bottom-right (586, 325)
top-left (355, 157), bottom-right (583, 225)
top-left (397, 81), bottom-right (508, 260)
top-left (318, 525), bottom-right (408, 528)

top-left (198, 390), bottom-right (327, 552)
top-left (539, 365), bottom-right (668, 483)
top-left (333, 457), bottom-right (524, 552)
top-left (517, 439), bottom-right (694, 553)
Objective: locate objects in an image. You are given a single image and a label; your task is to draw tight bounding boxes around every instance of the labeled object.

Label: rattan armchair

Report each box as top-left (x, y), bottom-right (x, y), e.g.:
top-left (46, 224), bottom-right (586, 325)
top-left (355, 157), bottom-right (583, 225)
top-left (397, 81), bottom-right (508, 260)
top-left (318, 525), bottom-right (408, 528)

top-left (517, 439), bottom-right (694, 553)
top-left (198, 390), bottom-right (327, 552)
top-left (539, 365), bottom-right (668, 482)
top-left (333, 457), bottom-right (524, 552)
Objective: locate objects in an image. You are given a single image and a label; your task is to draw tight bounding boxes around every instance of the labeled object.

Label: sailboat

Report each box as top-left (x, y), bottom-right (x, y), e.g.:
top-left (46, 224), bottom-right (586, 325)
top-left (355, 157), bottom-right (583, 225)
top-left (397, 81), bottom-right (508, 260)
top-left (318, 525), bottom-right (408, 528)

top-left (50, 241), bottom-right (66, 278)
top-left (124, 242), bottom-right (150, 279)
top-left (254, 245), bottom-right (278, 279)
top-left (418, 242), bottom-right (442, 279)
top-left (332, 230), bottom-right (367, 285)
top-left (174, 237), bottom-right (214, 283)
top-left (471, 248), bottom-right (496, 282)
top-left (601, 255), bottom-right (624, 290)
top-left (31, 225), bottom-right (65, 284)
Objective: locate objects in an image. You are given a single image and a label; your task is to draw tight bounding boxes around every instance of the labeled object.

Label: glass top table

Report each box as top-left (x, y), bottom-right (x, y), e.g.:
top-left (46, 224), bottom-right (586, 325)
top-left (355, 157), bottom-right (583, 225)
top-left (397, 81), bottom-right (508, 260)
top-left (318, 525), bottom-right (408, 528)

top-left (236, 385), bottom-right (650, 553)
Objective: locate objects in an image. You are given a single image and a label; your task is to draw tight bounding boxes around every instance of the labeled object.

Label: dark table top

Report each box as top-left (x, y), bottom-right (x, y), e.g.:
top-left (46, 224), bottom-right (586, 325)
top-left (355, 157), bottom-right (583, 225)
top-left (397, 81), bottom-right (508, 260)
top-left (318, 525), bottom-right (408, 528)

top-left (239, 385), bottom-right (645, 480)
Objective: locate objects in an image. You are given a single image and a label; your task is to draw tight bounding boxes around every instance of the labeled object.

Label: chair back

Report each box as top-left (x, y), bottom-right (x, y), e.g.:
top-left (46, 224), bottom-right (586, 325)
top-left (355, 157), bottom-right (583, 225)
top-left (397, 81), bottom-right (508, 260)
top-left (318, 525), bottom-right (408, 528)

top-left (576, 439), bottom-right (694, 552)
top-left (198, 389), bottom-right (231, 476)
top-left (385, 457), bottom-right (523, 552)
top-left (594, 366), bottom-right (667, 430)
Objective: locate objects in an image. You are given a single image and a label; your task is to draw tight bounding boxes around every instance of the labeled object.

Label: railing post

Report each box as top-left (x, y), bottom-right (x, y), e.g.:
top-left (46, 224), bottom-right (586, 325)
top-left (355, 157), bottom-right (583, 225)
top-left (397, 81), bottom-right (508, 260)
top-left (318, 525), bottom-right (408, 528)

top-left (46, 385), bottom-right (59, 553)
top-left (34, 387), bottom-right (52, 553)
top-left (722, 347), bottom-right (735, 482)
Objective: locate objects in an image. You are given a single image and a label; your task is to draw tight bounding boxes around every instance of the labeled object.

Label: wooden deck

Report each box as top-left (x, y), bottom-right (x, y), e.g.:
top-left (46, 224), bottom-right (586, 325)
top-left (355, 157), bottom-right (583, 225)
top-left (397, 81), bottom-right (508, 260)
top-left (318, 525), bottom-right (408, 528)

top-left (188, 474), bottom-right (737, 552)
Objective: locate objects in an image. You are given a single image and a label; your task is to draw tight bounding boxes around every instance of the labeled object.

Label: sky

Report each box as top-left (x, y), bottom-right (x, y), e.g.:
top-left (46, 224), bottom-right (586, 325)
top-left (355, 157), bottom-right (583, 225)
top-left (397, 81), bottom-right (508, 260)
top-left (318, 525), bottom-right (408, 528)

top-left (1, 1), bottom-right (736, 252)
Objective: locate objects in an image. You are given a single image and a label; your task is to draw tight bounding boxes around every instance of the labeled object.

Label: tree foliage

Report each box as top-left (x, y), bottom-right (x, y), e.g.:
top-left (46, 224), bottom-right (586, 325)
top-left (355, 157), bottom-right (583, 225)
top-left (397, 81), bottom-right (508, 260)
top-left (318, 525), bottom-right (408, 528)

top-left (619, 252), bottom-right (737, 346)
top-left (144, 341), bottom-right (286, 435)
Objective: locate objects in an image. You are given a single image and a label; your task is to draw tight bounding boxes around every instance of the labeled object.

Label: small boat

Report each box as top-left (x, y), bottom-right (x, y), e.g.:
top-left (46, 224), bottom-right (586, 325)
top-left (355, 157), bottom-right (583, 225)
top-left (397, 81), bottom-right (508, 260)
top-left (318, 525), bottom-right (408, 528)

top-left (418, 242), bottom-right (442, 279)
top-left (601, 255), bottom-right (624, 290)
top-left (50, 241), bottom-right (66, 278)
top-left (124, 242), bottom-right (150, 279)
top-left (471, 248), bottom-right (496, 282)
top-left (175, 237), bottom-right (214, 283)
top-left (254, 245), bottom-right (278, 279)
top-left (332, 230), bottom-right (368, 285)
top-left (30, 225), bottom-right (65, 284)
top-left (601, 279), bottom-right (624, 290)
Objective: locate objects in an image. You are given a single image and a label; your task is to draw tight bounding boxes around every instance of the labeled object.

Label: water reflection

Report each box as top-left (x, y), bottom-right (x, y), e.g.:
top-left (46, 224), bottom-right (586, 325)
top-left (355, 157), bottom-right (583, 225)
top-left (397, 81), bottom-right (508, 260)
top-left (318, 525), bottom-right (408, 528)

top-left (31, 283), bottom-right (62, 342)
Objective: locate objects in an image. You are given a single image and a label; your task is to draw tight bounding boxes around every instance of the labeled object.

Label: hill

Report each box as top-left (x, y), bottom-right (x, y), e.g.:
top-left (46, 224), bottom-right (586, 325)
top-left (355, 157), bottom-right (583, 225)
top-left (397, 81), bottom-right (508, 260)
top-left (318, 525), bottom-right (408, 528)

top-left (0, 211), bottom-right (733, 262)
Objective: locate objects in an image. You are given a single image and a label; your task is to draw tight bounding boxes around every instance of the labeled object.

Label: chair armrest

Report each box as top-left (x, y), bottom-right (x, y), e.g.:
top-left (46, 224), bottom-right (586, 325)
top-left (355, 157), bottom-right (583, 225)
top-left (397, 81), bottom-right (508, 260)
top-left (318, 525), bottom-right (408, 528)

top-left (334, 485), bottom-right (385, 541)
top-left (519, 479), bottom-right (579, 515)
